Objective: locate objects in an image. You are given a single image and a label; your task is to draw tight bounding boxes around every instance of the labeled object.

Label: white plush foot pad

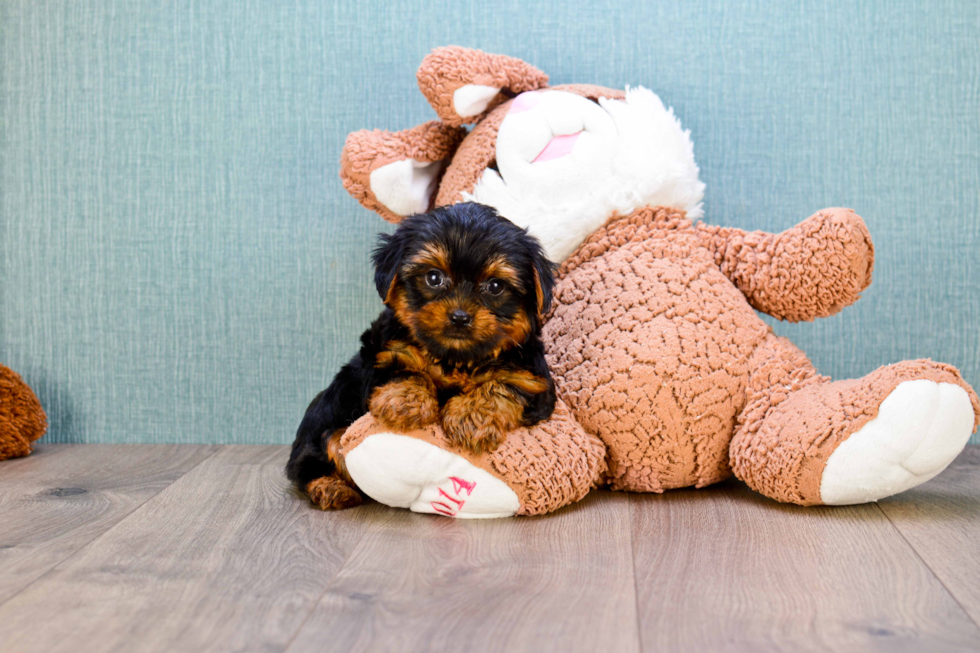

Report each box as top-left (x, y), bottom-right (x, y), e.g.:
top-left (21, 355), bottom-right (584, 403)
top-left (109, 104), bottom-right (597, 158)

top-left (820, 380), bottom-right (975, 505)
top-left (344, 433), bottom-right (521, 519)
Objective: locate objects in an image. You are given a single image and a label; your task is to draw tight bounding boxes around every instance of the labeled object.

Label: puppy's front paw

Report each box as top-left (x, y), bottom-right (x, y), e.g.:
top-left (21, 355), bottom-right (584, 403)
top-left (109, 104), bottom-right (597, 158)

top-left (442, 410), bottom-right (505, 454)
top-left (369, 375), bottom-right (439, 431)
top-left (306, 476), bottom-right (363, 510)
top-left (441, 385), bottom-right (522, 454)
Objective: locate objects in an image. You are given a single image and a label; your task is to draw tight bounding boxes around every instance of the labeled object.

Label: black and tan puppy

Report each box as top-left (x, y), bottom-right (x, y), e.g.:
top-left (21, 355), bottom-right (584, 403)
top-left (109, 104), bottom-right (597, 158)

top-left (286, 203), bottom-right (557, 510)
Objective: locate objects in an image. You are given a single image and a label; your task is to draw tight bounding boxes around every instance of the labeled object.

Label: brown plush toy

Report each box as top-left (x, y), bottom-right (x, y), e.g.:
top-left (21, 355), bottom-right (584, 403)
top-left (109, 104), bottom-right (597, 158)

top-left (336, 46), bottom-right (980, 518)
top-left (0, 364), bottom-right (47, 460)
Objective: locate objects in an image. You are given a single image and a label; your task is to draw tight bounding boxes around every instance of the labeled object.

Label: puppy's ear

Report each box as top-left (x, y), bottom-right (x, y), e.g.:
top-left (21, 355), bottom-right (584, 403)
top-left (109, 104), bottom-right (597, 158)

top-left (341, 121), bottom-right (466, 224)
top-left (372, 227), bottom-right (413, 304)
top-left (417, 46), bottom-right (549, 128)
top-left (530, 248), bottom-right (557, 320)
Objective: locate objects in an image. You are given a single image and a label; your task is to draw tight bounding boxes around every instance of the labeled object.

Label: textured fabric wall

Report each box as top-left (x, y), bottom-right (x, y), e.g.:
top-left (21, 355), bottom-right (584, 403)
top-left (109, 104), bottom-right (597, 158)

top-left (2, 0), bottom-right (978, 445)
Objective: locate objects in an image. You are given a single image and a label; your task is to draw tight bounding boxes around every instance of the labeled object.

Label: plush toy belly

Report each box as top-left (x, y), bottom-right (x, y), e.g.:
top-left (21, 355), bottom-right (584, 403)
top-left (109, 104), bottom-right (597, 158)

top-left (545, 248), bottom-right (770, 492)
top-left (341, 400), bottom-right (607, 518)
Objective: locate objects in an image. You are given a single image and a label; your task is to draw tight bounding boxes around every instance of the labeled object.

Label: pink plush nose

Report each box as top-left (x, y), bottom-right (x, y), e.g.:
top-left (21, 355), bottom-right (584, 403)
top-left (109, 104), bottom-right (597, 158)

top-left (509, 91), bottom-right (543, 114)
top-left (533, 132), bottom-right (582, 163)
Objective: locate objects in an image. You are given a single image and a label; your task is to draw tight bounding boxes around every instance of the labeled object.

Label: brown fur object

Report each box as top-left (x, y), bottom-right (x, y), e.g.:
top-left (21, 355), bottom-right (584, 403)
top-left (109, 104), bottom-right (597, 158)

top-left (0, 364), bottom-right (47, 460)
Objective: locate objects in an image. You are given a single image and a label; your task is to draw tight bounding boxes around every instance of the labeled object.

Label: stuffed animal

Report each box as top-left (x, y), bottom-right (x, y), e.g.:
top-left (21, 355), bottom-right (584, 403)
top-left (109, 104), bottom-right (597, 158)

top-left (335, 46), bottom-right (980, 517)
top-left (0, 364), bottom-right (47, 460)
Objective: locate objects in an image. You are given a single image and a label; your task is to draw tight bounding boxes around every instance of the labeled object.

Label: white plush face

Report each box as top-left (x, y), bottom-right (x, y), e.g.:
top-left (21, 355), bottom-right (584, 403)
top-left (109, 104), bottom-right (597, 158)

top-left (465, 87), bottom-right (706, 263)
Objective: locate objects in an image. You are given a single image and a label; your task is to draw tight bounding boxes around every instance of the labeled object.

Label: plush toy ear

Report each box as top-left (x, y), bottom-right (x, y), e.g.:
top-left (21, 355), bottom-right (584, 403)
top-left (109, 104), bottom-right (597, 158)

top-left (340, 121), bottom-right (466, 224)
top-left (417, 46), bottom-right (549, 128)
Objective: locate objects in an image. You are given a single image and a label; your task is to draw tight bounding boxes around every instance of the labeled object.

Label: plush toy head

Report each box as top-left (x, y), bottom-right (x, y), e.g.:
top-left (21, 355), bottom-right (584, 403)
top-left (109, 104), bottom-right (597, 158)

top-left (0, 364), bottom-right (47, 460)
top-left (341, 46), bottom-right (705, 264)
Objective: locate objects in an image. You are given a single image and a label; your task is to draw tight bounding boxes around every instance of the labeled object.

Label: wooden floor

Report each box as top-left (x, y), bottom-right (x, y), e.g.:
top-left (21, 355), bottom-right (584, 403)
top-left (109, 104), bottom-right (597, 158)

top-left (1, 446), bottom-right (979, 653)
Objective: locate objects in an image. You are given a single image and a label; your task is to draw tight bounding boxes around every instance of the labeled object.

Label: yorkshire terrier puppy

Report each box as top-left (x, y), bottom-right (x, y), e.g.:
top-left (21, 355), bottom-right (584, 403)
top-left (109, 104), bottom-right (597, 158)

top-left (286, 202), bottom-right (557, 510)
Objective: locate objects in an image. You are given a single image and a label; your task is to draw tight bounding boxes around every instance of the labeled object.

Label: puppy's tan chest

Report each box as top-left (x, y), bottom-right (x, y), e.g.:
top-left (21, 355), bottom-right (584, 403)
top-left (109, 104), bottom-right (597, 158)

top-left (376, 339), bottom-right (483, 392)
top-left (431, 366), bottom-right (485, 394)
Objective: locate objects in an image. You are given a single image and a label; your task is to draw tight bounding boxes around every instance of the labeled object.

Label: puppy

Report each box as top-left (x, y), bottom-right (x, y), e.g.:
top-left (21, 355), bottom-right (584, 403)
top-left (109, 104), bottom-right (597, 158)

top-left (286, 202), bottom-right (557, 510)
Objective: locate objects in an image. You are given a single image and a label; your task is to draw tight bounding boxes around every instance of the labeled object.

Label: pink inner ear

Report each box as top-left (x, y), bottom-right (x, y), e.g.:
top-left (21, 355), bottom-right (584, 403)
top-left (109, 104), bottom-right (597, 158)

top-left (533, 132), bottom-right (582, 163)
top-left (509, 91), bottom-right (543, 114)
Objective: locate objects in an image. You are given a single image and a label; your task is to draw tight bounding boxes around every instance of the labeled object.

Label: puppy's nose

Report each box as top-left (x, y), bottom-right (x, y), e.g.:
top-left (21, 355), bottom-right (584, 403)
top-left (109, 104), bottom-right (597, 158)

top-left (450, 309), bottom-right (472, 327)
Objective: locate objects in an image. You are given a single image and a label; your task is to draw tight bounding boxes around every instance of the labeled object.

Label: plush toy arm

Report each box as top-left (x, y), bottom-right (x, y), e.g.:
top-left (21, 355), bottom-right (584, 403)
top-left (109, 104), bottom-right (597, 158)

top-left (696, 208), bottom-right (874, 322)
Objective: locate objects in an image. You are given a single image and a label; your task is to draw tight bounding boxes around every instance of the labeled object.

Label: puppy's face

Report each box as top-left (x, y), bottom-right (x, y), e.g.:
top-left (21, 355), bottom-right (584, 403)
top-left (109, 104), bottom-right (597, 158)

top-left (373, 203), bottom-right (555, 364)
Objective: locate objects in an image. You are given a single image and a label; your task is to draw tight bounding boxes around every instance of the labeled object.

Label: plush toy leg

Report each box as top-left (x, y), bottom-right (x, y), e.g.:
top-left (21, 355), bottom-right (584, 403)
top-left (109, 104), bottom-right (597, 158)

top-left (730, 334), bottom-right (979, 506)
top-left (345, 432), bottom-right (522, 518)
top-left (341, 399), bottom-right (607, 517)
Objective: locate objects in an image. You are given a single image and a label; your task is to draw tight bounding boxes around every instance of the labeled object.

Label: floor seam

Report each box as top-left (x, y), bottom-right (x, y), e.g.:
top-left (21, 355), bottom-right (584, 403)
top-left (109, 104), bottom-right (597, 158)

top-left (0, 444), bottom-right (222, 613)
top-left (874, 501), bottom-right (980, 634)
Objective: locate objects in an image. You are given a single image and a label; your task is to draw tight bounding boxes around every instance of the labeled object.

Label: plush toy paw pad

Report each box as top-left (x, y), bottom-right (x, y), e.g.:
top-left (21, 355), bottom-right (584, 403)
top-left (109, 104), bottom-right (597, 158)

top-left (344, 433), bottom-right (520, 518)
top-left (820, 380), bottom-right (975, 505)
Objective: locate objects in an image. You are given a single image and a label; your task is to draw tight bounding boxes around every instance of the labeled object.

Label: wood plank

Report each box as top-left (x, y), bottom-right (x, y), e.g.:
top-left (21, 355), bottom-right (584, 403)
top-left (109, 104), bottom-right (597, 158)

top-left (286, 490), bottom-right (640, 653)
top-left (878, 446), bottom-right (980, 628)
top-left (630, 480), bottom-right (980, 653)
top-left (0, 445), bottom-right (380, 653)
top-left (0, 444), bottom-right (215, 604)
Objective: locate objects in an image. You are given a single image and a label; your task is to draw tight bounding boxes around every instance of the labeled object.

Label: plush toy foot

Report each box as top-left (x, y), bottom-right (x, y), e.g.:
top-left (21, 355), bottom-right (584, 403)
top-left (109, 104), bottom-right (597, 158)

top-left (339, 399), bottom-right (607, 518)
top-left (306, 476), bottom-right (364, 510)
top-left (820, 379), bottom-right (975, 504)
top-left (344, 432), bottom-right (521, 518)
top-left (368, 375), bottom-right (439, 432)
top-left (731, 360), bottom-right (979, 506)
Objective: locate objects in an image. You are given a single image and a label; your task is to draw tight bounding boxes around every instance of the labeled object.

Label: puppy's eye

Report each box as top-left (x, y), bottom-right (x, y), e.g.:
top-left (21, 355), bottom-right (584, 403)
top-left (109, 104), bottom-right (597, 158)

top-left (425, 269), bottom-right (446, 289)
top-left (483, 278), bottom-right (505, 296)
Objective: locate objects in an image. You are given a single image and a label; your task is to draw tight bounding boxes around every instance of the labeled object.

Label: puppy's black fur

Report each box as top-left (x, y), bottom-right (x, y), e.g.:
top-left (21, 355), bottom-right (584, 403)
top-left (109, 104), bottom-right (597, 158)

top-left (286, 203), bottom-right (557, 508)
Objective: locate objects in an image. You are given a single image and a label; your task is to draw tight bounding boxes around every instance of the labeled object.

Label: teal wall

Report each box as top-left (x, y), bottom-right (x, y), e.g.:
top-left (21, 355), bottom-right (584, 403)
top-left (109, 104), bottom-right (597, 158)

top-left (2, 0), bottom-right (978, 445)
